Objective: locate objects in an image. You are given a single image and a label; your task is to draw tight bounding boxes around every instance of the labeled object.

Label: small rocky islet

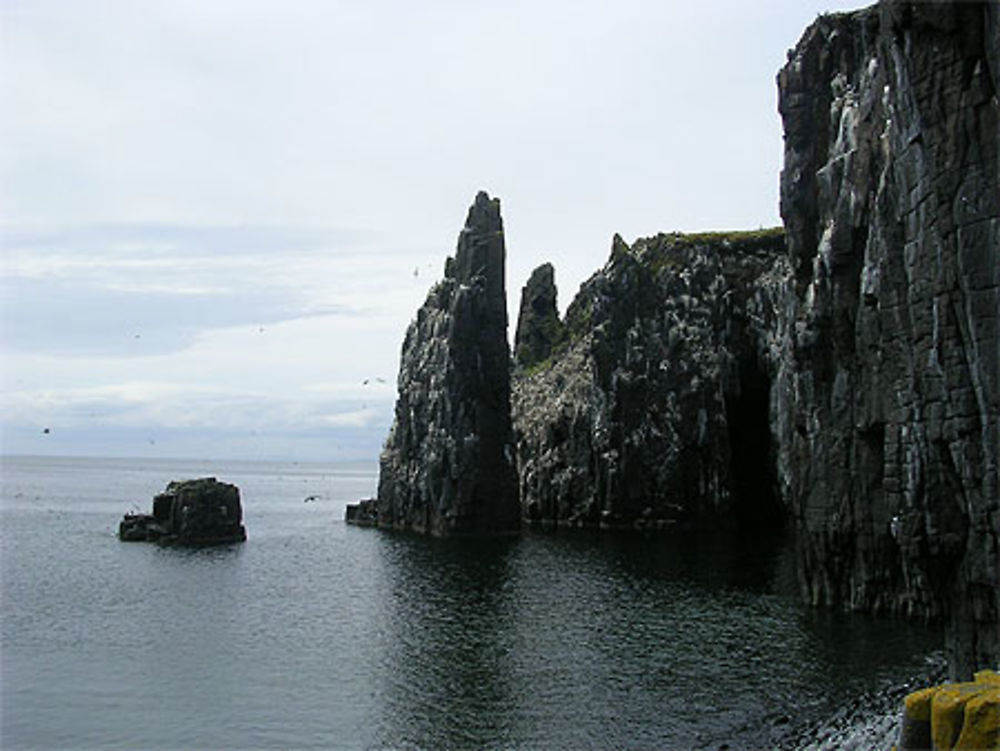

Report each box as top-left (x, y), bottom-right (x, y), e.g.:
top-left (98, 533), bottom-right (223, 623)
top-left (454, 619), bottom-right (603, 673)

top-left (119, 477), bottom-right (247, 546)
top-left (349, 0), bottom-right (999, 707)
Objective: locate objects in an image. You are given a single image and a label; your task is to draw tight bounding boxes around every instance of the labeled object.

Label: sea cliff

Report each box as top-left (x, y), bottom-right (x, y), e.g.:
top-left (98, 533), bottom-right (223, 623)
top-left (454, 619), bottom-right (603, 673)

top-left (357, 0), bottom-right (998, 679)
top-left (511, 0), bottom-right (997, 677)
top-left (513, 229), bottom-right (788, 532)
top-left (775, 0), bottom-right (998, 678)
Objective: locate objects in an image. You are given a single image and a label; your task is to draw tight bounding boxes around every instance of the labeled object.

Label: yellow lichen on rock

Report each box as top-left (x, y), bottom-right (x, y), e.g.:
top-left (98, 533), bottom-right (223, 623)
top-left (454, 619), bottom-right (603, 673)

top-left (900, 673), bottom-right (1000, 750)
top-left (931, 684), bottom-right (981, 749)
top-left (975, 671), bottom-right (1000, 687)
top-left (906, 686), bottom-right (938, 722)
top-left (900, 686), bottom-right (937, 749)
top-left (954, 688), bottom-right (999, 750)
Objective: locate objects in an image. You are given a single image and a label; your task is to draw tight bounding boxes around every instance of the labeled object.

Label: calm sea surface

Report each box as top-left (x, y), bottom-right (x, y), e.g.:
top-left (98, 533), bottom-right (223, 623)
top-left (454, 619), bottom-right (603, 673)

top-left (1, 455), bottom-right (943, 750)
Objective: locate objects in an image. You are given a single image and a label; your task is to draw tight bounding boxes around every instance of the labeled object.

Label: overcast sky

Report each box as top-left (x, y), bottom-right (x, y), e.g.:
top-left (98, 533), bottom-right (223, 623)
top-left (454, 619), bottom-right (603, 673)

top-left (1, 0), bottom-right (862, 462)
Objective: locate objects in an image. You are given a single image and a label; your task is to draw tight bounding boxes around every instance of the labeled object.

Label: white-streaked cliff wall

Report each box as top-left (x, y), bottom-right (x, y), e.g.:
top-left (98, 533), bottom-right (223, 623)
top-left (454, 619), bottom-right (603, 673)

top-left (776, 0), bottom-right (999, 678)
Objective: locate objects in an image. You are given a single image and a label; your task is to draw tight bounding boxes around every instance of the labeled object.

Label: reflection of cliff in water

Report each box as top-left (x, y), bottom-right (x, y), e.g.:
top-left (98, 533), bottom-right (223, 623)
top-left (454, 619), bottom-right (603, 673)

top-left (365, 529), bottom-right (940, 750)
top-left (371, 535), bottom-right (520, 748)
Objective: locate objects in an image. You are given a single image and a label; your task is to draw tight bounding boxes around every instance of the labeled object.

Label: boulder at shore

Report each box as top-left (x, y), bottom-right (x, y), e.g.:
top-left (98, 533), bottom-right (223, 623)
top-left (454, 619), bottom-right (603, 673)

top-left (119, 477), bottom-right (247, 545)
top-left (898, 670), bottom-right (1000, 751)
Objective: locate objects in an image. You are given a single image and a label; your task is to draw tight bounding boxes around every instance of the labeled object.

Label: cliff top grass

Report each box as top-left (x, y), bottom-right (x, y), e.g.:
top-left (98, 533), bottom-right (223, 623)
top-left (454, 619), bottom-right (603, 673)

top-left (652, 226), bottom-right (785, 248)
top-left (678, 225), bottom-right (783, 240)
top-left (517, 225), bottom-right (787, 379)
top-left (612, 226), bottom-right (785, 280)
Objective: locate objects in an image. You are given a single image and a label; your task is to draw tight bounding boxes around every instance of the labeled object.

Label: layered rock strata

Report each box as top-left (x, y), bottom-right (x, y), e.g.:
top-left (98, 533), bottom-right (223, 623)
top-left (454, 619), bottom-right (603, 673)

top-left (373, 191), bottom-right (519, 536)
top-left (776, 1), bottom-right (999, 677)
top-left (513, 230), bottom-right (789, 531)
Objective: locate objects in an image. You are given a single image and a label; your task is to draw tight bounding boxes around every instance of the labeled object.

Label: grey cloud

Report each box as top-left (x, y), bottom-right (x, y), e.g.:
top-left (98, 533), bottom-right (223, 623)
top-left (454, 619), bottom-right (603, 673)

top-left (2, 422), bottom-right (390, 463)
top-left (1, 274), bottom-right (347, 357)
top-left (2, 223), bottom-right (378, 259)
top-left (0, 223), bottom-right (390, 357)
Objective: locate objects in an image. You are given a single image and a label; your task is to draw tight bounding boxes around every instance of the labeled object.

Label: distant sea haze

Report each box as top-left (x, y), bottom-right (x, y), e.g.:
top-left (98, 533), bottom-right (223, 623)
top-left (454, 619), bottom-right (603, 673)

top-left (1, 454), bottom-right (944, 749)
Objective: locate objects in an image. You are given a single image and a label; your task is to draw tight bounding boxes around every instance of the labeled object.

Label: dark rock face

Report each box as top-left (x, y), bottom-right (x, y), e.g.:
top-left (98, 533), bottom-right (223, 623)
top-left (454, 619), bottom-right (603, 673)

top-left (373, 191), bottom-right (520, 536)
top-left (776, 1), bottom-right (999, 677)
top-left (513, 229), bottom-right (788, 531)
top-left (354, 0), bottom-right (997, 679)
top-left (344, 498), bottom-right (378, 527)
top-left (514, 262), bottom-right (565, 371)
top-left (119, 477), bottom-right (246, 545)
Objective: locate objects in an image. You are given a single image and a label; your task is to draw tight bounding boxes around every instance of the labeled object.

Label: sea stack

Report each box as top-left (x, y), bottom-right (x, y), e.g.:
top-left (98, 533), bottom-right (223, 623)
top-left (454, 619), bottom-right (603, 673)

top-left (119, 477), bottom-right (247, 545)
top-left (372, 191), bottom-right (519, 536)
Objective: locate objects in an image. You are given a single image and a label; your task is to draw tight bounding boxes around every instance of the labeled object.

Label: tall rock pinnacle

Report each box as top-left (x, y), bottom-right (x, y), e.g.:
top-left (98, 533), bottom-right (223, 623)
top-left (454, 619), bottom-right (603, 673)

top-left (375, 191), bottom-right (520, 535)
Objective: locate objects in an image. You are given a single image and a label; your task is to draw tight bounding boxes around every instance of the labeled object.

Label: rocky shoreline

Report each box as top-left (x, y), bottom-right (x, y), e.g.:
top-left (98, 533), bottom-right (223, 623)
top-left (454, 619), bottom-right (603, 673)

top-left (771, 653), bottom-right (948, 751)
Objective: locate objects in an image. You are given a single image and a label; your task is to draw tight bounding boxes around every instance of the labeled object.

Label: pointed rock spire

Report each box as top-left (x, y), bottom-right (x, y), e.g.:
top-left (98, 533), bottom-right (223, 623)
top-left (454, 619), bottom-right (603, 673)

top-left (372, 191), bottom-right (519, 536)
top-left (514, 262), bottom-right (565, 370)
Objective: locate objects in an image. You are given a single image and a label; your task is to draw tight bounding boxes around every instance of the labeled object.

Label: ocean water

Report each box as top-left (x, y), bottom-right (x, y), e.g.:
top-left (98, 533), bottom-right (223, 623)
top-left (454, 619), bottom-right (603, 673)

top-left (1, 455), bottom-right (944, 750)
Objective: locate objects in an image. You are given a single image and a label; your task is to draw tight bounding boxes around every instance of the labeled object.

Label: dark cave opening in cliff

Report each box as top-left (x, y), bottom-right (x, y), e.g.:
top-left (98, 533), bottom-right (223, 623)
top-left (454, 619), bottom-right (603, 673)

top-left (726, 356), bottom-right (784, 531)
